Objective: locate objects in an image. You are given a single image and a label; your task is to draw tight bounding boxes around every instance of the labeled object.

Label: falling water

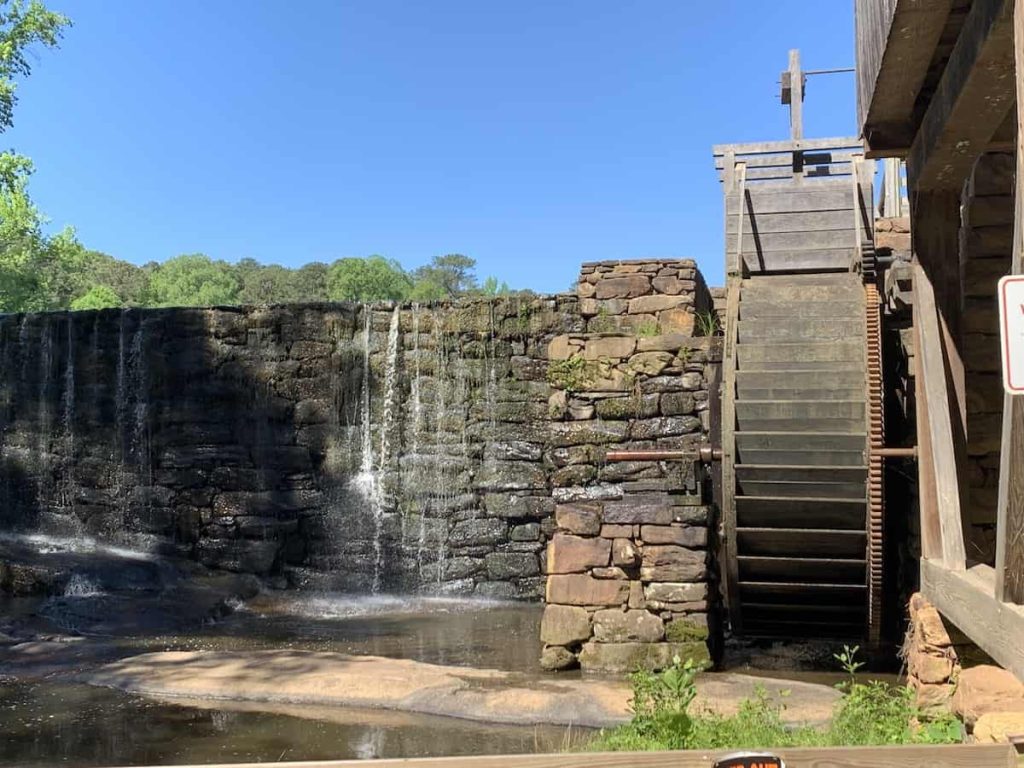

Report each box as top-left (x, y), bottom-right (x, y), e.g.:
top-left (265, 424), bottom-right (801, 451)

top-left (114, 310), bottom-right (130, 528)
top-left (410, 305), bottom-right (428, 577)
top-left (129, 316), bottom-right (151, 524)
top-left (59, 313), bottom-right (76, 516)
top-left (36, 318), bottom-right (53, 513)
top-left (352, 307), bottom-right (385, 592)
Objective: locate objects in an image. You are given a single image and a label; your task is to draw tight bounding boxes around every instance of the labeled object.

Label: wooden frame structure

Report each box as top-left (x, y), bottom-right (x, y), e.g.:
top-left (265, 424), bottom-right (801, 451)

top-left (151, 745), bottom-right (1021, 768)
top-left (856, 0), bottom-right (1024, 678)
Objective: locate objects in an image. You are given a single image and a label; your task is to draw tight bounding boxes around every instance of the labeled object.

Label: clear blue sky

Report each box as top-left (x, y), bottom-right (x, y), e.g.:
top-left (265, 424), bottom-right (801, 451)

top-left (9, 1), bottom-right (858, 292)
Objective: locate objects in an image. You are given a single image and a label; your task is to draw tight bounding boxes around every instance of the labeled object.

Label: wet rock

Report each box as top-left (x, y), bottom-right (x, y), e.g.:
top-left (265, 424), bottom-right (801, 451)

top-left (539, 644), bottom-right (579, 671)
top-left (579, 641), bottom-right (709, 673)
top-left (484, 552), bottom-right (539, 580)
top-left (483, 494), bottom-right (554, 519)
top-left (196, 539), bottom-right (279, 575)
top-left (540, 604), bottom-right (591, 646)
top-left (660, 392), bottom-right (696, 416)
top-left (449, 519), bottom-right (508, 547)
top-left (510, 523), bottom-right (540, 542)
top-left (473, 461), bottom-right (547, 492)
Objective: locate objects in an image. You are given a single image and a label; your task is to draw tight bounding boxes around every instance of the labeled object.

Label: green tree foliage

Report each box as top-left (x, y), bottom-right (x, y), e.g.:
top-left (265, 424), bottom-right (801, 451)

top-left (70, 284), bottom-right (121, 310)
top-left (146, 253), bottom-right (239, 307)
top-left (234, 258), bottom-right (301, 305)
top-left (327, 255), bottom-right (411, 302)
top-left (411, 253), bottom-right (477, 299)
top-left (0, 0), bottom-right (85, 313)
top-left (290, 261), bottom-right (330, 302)
top-left (480, 276), bottom-right (511, 296)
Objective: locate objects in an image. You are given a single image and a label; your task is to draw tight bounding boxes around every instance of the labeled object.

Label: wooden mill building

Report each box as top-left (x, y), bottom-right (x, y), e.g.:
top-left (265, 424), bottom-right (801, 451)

top-left (856, 0), bottom-right (1024, 676)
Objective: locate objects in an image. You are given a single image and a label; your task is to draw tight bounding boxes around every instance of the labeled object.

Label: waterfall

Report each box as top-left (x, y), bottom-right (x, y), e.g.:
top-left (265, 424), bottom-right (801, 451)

top-left (114, 310), bottom-right (129, 529)
top-left (129, 315), bottom-right (151, 524)
top-left (60, 313), bottom-right (76, 516)
top-left (410, 305), bottom-right (428, 578)
top-left (352, 306), bottom-right (385, 592)
top-left (36, 317), bottom-right (53, 513)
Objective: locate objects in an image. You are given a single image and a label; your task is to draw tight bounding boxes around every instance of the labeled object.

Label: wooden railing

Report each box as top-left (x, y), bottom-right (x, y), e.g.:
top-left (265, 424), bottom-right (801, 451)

top-left (118, 743), bottom-right (1020, 768)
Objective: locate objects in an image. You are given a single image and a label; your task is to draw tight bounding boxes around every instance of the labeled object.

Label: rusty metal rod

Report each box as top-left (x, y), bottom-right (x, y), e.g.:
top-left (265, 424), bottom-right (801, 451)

top-left (873, 446), bottom-right (917, 459)
top-left (604, 447), bottom-right (721, 463)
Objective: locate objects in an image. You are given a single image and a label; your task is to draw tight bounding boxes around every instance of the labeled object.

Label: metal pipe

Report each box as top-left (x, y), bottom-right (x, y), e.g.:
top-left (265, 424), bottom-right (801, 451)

top-left (604, 447), bottom-right (722, 463)
top-left (874, 446), bottom-right (918, 459)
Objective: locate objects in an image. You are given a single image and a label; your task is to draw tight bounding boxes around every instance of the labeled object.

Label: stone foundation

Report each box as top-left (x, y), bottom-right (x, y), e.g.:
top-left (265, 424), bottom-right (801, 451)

top-left (540, 258), bottom-right (720, 672)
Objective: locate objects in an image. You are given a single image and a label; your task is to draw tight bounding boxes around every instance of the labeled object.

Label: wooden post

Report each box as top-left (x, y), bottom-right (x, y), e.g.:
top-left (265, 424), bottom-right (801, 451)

top-left (994, 0), bottom-right (1024, 604)
top-left (915, 262), bottom-right (968, 570)
top-left (787, 49), bottom-right (804, 142)
top-left (720, 278), bottom-right (742, 634)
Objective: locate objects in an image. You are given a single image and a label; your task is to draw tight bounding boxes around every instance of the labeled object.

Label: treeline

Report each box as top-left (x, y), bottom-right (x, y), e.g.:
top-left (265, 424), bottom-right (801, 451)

top-left (3, 249), bottom-right (524, 313)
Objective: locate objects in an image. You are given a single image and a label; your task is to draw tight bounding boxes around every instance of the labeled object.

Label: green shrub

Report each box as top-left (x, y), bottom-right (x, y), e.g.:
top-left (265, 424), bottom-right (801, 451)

top-left (547, 354), bottom-right (593, 393)
top-left (585, 648), bottom-right (962, 752)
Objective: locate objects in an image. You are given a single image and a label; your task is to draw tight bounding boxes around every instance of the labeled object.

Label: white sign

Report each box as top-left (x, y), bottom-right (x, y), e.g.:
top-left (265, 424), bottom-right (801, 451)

top-left (998, 275), bottom-right (1024, 395)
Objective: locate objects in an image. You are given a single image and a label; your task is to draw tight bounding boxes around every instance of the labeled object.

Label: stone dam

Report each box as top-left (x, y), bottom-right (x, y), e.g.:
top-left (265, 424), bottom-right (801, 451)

top-left (0, 259), bottom-right (721, 669)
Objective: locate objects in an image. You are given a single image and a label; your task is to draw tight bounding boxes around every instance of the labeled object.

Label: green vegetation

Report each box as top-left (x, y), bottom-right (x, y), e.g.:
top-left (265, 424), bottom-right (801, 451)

top-left (587, 649), bottom-right (962, 752)
top-left (694, 309), bottom-right (721, 337)
top-left (547, 354), bottom-right (594, 393)
top-left (636, 319), bottom-right (660, 337)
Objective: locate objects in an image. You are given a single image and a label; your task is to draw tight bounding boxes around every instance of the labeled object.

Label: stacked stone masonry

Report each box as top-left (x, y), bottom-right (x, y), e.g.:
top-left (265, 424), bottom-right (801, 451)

top-left (542, 259), bottom-right (720, 672)
top-left (0, 258), bottom-right (720, 635)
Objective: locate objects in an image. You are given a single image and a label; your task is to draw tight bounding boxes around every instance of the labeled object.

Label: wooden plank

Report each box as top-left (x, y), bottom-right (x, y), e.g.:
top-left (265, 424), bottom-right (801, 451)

top-left (714, 151), bottom-right (860, 171)
top-left (736, 465), bottom-right (868, 483)
top-left (908, 0), bottom-right (1016, 191)
top-left (742, 250), bottom-right (873, 274)
top-left (737, 527), bottom-right (866, 558)
top-left (736, 480), bottom-right (868, 500)
top-left (915, 262), bottom-right (968, 569)
top-left (721, 277), bottom-right (742, 633)
top-left (726, 229), bottom-right (863, 253)
top-left (713, 136), bottom-right (864, 156)
top-left (994, 0), bottom-right (1024, 605)
top-left (857, 0), bottom-right (955, 155)
top-left (736, 496), bottom-right (866, 530)
top-left (725, 210), bottom-right (859, 235)
top-left (922, 559), bottom-right (1024, 680)
top-left (735, 432), bottom-right (867, 452)
top-left (735, 449), bottom-right (867, 467)
top-left (722, 166), bottom-right (855, 183)
top-left (156, 743), bottom-right (1019, 768)
top-left (726, 188), bottom-right (871, 216)
top-left (739, 555), bottom-right (866, 583)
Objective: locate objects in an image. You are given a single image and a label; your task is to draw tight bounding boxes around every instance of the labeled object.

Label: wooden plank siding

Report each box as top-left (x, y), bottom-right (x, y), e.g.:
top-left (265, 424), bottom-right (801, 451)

top-left (856, 0), bottom-right (955, 155)
top-left (128, 744), bottom-right (1020, 768)
top-left (994, 0), bottom-right (1024, 605)
top-left (907, 0), bottom-right (1016, 191)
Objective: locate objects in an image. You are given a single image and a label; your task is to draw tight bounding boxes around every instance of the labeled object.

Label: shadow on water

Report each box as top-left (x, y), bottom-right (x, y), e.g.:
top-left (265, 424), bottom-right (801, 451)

top-left (0, 681), bottom-right (588, 767)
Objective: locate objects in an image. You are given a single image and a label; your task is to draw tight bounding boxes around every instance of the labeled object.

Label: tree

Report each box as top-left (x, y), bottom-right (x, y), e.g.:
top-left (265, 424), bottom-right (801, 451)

top-left (237, 262), bottom-right (300, 305)
top-left (411, 254), bottom-right (477, 299)
top-left (480, 276), bottom-right (511, 296)
top-left (0, 1), bottom-right (81, 313)
top-left (290, 261), bottom-right (330, 301)
top-left (78, 250), bottom-right (149, 305)
top-left (70, 284), bottom-right (121, 310)
top-left (147, 253), bottom-right (240, 307)
top-left (327, 255), bottom-right (411, 302)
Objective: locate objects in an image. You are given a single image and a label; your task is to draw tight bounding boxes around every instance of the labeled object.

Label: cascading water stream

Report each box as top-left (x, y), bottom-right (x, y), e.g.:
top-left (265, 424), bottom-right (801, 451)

top-left (60, 313), bottom-right (76, 518)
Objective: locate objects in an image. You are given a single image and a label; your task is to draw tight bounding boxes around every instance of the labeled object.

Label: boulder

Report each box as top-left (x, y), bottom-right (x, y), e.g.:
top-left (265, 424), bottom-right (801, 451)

top-left (972, 711), bottom-right (1024, 743)
top-left (546, 574), bottom-right (629, 607)
top-left (953, 665), bottom-right (1024, 726)
top-left (540, 645), bottom-right (579, 671)
top-left (593, 609), bottom-right (665, 643)
top-left (540, 604), bottom-right (591, 646)
top-left (547, 534), bottom-right (611, 574)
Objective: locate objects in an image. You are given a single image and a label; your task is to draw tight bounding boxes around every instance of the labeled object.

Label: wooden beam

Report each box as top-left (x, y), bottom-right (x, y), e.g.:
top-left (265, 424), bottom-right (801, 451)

top-left (994, 0), bottom-right (1024, 605)
top-left (788, 49), bottom-right (804, 143)
top-left (922, 558), bottom-right (1024, 680)
top-left (858, 0), bottom-right (955, 155)
top-left (907, 0), bottom-right (1016, 191)
top-left (914, 262), bottom-right (968, 570)
top-left (712, 137), bottom-right (864, 157)
top-left (720, 277), bottom-right (742, 634)
top-left (142, 744), bottom-right (1021, 768)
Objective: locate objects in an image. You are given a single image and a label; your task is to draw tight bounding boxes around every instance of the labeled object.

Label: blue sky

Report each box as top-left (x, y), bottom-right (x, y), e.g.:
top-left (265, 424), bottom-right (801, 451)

top-left (9, 1), bottom-right (858, 292)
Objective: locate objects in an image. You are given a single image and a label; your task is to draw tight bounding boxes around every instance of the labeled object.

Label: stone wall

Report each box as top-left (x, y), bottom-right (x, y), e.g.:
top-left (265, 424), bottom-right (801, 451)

top-left (540, 258), bottom-right (720, 672)
top-left (0, 258), bottom-right (719, 612)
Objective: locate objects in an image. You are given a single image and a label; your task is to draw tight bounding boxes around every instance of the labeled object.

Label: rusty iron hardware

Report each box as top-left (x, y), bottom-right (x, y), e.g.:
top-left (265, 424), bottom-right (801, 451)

top-left (873, 446), bottom-right (917, 459)
top-left (604, 447), bottom-right (721, 464)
